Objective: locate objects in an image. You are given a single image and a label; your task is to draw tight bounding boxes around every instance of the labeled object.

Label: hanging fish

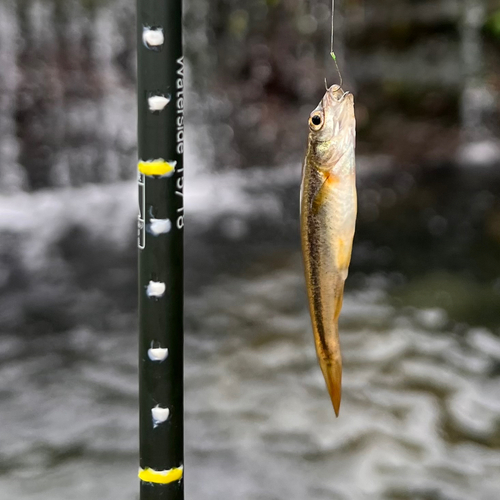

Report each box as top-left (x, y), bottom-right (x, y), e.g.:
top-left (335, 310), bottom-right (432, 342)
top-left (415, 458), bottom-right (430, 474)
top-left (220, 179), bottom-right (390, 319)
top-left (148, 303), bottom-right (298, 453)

top-left (300, 84), bottom-right (356, 416)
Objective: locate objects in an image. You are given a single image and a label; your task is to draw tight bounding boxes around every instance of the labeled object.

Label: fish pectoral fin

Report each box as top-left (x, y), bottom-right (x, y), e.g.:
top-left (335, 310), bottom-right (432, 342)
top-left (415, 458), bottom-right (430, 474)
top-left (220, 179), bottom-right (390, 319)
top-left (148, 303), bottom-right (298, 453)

top-left (309, 175), bottom-right (328, 213)
top-left (310, 172), bottom-right (339, 213)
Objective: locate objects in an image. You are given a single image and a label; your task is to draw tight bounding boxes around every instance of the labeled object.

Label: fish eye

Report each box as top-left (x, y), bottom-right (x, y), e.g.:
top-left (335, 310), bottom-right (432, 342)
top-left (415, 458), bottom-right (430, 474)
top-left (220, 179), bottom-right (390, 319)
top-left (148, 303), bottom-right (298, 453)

top-left (309, 112), bottom-right (323, 130)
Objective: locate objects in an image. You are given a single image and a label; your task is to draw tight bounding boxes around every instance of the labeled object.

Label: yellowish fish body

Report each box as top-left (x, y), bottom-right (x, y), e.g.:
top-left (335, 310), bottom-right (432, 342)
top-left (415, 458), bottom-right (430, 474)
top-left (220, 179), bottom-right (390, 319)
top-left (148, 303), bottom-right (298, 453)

top-left (300, 85), bottom-right (357, 416)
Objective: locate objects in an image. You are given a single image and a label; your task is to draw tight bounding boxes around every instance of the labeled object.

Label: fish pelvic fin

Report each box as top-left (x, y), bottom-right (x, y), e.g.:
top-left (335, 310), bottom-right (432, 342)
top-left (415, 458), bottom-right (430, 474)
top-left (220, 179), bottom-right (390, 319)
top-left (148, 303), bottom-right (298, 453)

top-left (319, 353), bottom-right (342, 417)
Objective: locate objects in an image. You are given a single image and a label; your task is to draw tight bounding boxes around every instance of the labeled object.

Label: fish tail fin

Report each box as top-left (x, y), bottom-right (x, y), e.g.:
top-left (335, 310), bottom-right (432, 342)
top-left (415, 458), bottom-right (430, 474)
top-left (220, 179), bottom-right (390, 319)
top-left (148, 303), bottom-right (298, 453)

top-left (319, 351), bottom-right (343, 417)
top-left (311, 284), bottom-right (345, 417)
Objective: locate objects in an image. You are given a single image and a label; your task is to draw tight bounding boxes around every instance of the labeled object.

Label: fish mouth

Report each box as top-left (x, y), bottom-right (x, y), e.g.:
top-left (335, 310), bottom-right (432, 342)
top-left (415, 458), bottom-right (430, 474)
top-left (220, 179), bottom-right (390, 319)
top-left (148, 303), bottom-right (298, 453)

top-left (323, 85), bottom-right (350, 106)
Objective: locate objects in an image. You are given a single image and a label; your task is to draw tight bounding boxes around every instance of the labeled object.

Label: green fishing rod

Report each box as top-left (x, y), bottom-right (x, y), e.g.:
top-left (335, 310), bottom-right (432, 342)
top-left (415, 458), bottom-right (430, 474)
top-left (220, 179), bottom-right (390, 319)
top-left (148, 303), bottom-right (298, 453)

top-left (137, 0), bottom-right (184, 498)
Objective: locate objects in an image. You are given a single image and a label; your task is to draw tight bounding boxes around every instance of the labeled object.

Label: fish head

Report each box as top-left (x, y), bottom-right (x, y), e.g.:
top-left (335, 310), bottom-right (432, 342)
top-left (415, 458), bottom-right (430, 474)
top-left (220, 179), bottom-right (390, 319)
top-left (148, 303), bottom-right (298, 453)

top-left (308, 85), bottom-right (355, 166)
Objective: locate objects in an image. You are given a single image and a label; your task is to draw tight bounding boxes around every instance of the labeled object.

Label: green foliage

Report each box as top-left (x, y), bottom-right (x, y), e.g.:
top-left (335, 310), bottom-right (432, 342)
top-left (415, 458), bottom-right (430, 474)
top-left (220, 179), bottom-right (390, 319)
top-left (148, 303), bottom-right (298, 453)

top-left (484, 9), bottom-right (500, 40)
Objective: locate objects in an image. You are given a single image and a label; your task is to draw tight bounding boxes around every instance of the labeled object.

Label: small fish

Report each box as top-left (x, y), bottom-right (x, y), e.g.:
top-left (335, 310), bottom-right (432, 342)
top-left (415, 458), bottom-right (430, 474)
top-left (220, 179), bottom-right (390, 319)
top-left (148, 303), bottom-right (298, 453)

top-left (300, 84), bottom-right (357, 416)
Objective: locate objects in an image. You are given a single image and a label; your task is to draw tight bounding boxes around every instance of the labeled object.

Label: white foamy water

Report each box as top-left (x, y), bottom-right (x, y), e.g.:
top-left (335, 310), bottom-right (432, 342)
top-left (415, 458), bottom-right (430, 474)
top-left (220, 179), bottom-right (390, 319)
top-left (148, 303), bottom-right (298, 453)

top-left (0, 260), bottom-right (499, 500)
top-left (0, 142), bottom-right (499, 499)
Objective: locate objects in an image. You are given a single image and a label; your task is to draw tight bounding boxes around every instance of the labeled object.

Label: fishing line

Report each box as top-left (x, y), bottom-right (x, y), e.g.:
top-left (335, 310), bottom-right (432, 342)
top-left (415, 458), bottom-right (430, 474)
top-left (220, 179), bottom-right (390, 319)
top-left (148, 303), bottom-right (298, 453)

top-left (328, 0), bottom-right (343, 88)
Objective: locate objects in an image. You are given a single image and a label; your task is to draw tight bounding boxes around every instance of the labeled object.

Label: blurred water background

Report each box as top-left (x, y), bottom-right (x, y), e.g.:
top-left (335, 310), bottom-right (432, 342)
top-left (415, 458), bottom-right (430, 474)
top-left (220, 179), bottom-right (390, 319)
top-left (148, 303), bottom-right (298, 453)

top-left (1, 0), bottom-right (500, 499)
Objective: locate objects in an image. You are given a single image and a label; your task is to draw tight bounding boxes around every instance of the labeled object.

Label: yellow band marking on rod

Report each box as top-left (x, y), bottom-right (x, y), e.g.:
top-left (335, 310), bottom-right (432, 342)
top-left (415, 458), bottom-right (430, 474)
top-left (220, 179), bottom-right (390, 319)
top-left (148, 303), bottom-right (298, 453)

top-left (138, 159), bottom-right (176, 177)
top-left (138, 466), bottom-right (184, 484)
